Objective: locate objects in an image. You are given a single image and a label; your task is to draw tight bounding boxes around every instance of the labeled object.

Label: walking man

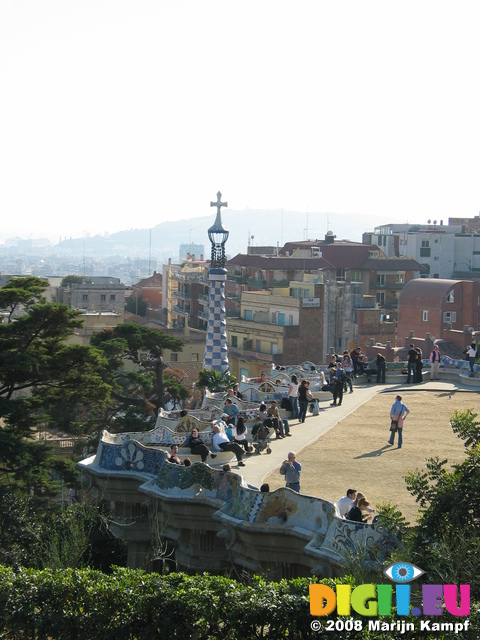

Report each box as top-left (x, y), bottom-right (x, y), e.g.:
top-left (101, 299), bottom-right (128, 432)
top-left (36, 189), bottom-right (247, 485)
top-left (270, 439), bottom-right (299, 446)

top-left (388, 395), bottom-right (410, 449)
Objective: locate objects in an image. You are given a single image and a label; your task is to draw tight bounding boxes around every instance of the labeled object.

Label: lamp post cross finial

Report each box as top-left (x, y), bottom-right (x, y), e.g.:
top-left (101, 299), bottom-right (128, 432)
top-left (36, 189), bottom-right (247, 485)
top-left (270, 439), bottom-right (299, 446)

top-left (210, 191), bottom-right (228, 216)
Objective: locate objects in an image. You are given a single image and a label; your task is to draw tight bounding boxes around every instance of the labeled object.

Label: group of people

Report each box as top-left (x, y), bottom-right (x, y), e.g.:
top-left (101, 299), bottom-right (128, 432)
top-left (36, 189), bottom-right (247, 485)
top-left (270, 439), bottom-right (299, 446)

top-left (406, 344), bottom-right (424, 383)
top-left (287, 376), bottom-right (314, 422)
top-left (335, 488), bottom-right (376, 523)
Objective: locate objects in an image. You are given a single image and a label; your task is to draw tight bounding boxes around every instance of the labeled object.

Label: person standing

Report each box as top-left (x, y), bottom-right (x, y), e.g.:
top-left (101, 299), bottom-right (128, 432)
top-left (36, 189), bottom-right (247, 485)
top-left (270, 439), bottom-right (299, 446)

top-left (342, 352), bottom-right (354, 392)
top-left (430, 345), bottom-right (441, 380)
top-left (406, 344), bottom-right (417, 383)
top-left (331, 363), bottom-right (345, 407)
top-left (279, 451), bottom-right (301, 492)
top-left (287, 374), bottom-right (299, 419)
top-left (376, 352), bottom-right (386, 384)
top-left (388, 395), bottom-right (410, 448)
top-left (466, 343), bottom-right (477, 377)
top-left (298, 379), bottom-right (310, 423)
top-left (415, 347), bottom-right (423, 383)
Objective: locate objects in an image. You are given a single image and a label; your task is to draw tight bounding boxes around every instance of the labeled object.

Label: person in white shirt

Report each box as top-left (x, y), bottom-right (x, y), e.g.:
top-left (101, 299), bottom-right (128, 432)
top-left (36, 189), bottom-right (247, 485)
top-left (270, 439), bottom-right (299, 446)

top-left (212, 424), bottom-right (245, 466)
top-left (335, 488), bottom-right (357, 518)
top-left (466, 343), bottom-right (477, 377)
top-left (287, 375), bottom-right (299, 419)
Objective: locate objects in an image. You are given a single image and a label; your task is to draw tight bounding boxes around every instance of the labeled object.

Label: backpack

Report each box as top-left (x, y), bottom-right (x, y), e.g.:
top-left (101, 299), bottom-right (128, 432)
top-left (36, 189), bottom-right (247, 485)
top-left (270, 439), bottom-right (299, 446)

top-left (340, 369), bottom-right (347, 383)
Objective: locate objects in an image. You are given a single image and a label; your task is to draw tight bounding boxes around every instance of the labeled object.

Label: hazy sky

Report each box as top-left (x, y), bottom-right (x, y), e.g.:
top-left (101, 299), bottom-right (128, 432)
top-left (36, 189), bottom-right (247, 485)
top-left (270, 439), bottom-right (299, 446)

top-left (1, 1), bottom-right (479, 245)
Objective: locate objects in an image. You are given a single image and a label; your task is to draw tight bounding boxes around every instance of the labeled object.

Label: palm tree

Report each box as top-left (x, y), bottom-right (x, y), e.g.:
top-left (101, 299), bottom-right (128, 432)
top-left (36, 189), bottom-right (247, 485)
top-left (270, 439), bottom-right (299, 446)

top-left (197, 368), bottom-right (236, 393)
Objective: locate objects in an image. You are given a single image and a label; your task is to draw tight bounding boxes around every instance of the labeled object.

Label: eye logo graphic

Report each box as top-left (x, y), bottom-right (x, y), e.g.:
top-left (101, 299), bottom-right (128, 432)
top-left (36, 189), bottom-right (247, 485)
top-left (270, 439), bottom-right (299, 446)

top-left (384, 562), bottom-right (424, 583)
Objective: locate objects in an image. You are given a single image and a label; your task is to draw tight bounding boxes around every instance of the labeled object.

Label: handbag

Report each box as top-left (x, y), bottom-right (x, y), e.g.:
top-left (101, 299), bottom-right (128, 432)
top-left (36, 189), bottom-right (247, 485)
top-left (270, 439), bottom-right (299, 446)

top-left (390, 419), bottom-right (398, 432)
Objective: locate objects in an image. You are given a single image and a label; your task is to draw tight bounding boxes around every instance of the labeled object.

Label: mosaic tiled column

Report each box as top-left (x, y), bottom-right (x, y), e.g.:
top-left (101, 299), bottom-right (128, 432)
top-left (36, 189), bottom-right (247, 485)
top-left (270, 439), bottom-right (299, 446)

top-left (203, 267), bottom-right (229, 372)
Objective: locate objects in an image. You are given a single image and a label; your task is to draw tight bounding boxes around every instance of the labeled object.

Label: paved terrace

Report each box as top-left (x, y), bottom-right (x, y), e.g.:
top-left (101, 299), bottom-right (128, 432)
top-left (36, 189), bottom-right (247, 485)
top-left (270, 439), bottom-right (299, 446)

top-left (240, 378), bottom-right (476, 489)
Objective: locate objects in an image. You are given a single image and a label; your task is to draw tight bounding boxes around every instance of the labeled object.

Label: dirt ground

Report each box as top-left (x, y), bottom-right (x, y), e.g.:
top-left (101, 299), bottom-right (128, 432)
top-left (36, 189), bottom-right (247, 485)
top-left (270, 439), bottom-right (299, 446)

top-left (264, 389), bottom-right (480, 524)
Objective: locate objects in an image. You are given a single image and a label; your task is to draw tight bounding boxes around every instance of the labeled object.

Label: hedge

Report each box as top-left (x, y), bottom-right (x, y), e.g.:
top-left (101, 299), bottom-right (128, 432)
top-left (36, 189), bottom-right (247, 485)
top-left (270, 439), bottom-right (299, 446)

top-left (0, 567), bottom-right (478, 639)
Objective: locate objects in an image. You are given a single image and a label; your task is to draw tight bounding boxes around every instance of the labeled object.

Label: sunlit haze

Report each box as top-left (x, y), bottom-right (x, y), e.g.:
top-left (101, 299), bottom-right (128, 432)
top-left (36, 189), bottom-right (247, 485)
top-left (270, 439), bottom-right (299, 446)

top-left (1, 0), bottom-right (479, 245)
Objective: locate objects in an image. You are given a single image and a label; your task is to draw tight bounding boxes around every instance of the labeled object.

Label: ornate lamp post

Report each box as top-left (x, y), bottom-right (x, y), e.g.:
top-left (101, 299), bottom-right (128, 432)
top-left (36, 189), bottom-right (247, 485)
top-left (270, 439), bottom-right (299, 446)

top-left (203, 192), bottom-right (230, 372)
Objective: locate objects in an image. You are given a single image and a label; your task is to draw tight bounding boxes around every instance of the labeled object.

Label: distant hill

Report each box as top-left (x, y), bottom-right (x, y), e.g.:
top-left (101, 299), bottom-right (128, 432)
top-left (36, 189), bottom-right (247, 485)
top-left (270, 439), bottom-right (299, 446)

top-left (54, 209), bottom-right (392, 260)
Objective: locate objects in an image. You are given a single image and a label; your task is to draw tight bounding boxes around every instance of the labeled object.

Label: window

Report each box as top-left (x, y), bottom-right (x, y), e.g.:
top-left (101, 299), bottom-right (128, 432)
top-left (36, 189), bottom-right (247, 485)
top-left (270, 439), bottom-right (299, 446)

top-left (423, 310), bottom-right (428, 322)
top-left (110, 295), bottom-right (116, 302)
top-left (170, 353), bottom-right (178, 362)
top-left (395, 273), bottom-right (405, 284)
top-left (376, 292), bottom-right (385, 305)
top-left (336, 269), bottom-right (346, 282)
top-left (289, 315), bottom-right (293, 326)
top-left (101, 295), bottom-right (106, 302)
top-left (443, 311), bottom-right (457, 323)
top-left (433, 274), bottom-right (439, 278)
top-left (421, 240), bottom-right (430, 248)
top-left (255, 339), bottom-right (261, 352)
top-left (271, 343), bottom-right (278, 355)
top-left (377, 274), bottom-right (386, 287)
top-left (351, 271), bottom-right (362, 282)
top-left (191, 353), bottom-right (199, 361)
top-left (277, 313), bottom-right (285, 326)
top-left (446, 291), bottom-right (454, 303)
top-left (82, 294), bottom-right (88, 302)
top-left (231, 336), bottom-right (238, 348)
top-left (244, 309), bottom-right (252, 321)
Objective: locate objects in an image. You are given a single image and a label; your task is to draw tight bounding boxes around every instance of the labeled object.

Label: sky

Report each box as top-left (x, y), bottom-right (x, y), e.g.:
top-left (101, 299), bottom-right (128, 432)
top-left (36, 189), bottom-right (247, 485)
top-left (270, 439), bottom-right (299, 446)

top-left (1, 0), bottom-right (480, 246)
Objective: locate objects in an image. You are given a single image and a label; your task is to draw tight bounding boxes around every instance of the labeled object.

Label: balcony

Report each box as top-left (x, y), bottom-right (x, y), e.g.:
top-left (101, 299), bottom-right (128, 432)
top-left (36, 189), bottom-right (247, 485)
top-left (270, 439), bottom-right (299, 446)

top-left (198, 310), bottom-right (209, 320)
top-left (198, 293), bottom-right (209, 304)
top-left (173, 305), bottom-right (189, 316)
top-left (248, 278), bottom-right (267, 287)
top-left (228, 274), bottom-right (248, 284)
top-left (173, 290), bottom-right (191, 300)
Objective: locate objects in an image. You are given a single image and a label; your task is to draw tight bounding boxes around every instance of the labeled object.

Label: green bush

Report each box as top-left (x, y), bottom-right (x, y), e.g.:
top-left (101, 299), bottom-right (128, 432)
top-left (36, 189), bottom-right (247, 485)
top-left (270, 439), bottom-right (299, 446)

top-left (0, 567), bottom-right (478, 639)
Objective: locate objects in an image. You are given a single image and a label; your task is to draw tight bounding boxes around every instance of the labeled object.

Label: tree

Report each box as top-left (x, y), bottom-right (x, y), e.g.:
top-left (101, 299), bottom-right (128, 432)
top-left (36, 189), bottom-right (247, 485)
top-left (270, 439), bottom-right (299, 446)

top-left (197, 368), bottom-right (237, 393)
top-left (405, 409), bottom-right (480, 596)
top-left (60, 275), bottom-right (84, 287)
top-left (0, 279), bottom-right (112, 491)
top-left (0, 276), bottom-right (48, 323)
top-left (90, 323), bottom-right (184, 424)
top-left (126, 293), bottom-right (147, 317)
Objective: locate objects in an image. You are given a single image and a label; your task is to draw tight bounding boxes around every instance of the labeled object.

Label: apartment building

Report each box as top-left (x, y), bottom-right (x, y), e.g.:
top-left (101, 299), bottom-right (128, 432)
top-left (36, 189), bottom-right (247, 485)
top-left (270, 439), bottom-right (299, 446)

top-left (397, 278), bottom-right (480, 350)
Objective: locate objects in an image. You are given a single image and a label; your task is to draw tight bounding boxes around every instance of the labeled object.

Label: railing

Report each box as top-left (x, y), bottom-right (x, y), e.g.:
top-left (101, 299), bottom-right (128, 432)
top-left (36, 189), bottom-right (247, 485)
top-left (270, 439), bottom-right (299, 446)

top-left (172, 290), bottom-right (191, 300)
top-left (247, 278), bottom-right (267, 287)
top-left (173, 305), bottom-right (189, 316)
